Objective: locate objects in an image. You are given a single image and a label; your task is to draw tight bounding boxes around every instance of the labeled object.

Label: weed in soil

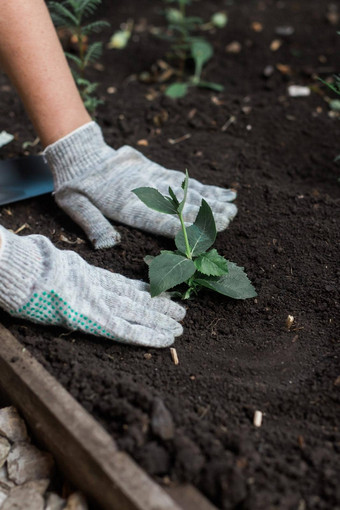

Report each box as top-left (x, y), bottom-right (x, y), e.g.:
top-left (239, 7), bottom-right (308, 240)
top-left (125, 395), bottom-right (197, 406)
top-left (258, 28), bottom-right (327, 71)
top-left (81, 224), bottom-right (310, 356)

top-left (155, 0), bottom-right (225, 97)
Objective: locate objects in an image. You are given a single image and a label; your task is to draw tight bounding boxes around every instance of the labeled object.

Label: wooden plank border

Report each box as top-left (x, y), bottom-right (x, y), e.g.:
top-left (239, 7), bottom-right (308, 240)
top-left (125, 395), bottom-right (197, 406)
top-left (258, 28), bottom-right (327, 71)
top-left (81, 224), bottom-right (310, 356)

top-left (0, 324), bottom-right (217, 510)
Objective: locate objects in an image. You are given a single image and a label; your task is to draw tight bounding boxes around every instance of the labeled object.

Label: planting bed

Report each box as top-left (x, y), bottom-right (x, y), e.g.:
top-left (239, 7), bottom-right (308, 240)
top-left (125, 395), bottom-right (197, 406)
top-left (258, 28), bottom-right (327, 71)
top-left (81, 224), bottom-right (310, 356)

top-left (0, 0), bottom-right (339, 508)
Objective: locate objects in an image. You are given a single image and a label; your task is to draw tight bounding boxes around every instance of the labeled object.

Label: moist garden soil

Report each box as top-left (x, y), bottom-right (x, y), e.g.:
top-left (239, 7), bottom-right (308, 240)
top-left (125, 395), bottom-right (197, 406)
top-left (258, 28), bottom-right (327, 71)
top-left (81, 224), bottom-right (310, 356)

top-left (1, 0), bottom-right (340, 508)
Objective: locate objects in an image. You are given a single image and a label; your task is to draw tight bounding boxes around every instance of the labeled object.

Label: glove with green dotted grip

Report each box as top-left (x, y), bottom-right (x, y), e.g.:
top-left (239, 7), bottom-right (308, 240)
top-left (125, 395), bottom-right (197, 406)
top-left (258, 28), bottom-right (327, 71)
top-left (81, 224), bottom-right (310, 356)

top-left (0, 226), bottom-right (186, 347)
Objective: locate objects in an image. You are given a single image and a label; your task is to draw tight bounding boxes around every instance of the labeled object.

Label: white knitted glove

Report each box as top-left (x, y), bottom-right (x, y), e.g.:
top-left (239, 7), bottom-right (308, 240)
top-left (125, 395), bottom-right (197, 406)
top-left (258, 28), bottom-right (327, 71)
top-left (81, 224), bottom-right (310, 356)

top-left (0, 227), bottom-right (185, 347)
top-left (44, 122), bottom-right (237, 249)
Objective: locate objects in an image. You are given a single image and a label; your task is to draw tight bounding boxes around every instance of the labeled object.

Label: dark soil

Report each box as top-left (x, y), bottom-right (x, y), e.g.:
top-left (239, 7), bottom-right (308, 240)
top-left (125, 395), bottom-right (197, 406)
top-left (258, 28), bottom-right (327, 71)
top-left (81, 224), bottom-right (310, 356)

top-left (1, 0), bottom-right (340, 508)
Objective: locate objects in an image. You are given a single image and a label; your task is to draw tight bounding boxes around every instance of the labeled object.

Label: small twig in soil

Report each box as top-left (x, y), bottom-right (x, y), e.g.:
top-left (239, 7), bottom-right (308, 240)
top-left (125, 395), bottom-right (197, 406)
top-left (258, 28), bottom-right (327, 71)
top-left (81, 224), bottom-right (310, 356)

top-left (221, 115), bottom-right (236, 131)
top-left (198, 405), bottom-right (210, 420)
top-left (170, 348), bottom-right (179, 365)
top-left (13, 223), bottom-right (30, 235)
top-left (285, 315), bottom-right (294, 330)
top-left (168, 133), bottom-right (191, 145)
top-left (253, 410), bottom-right (263, 427)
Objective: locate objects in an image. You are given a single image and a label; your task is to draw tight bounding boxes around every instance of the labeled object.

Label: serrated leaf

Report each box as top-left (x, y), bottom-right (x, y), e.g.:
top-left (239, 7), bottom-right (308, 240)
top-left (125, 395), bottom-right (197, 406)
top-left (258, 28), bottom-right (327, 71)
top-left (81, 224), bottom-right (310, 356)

top-left (149, 253), bottom-right (196, 297)
top-left (178, 170), bottom-right (189, 213)
top-left (194, 249), bottom-right (228, 276)
top-left (132, 187), bottom-right (178, 214)
top-left (194, 262), bottom-right (257, 299)
top-left (165, 83), bottom-right (189, 98)
top-left (175, 199), bottom-right (216, 256)
top-left (168, 186), bottom-right (180, 207)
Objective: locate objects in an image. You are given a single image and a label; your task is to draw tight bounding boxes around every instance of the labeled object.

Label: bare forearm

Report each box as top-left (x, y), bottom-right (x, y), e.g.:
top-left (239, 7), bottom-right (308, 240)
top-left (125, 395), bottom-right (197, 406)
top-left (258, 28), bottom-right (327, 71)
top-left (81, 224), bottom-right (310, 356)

top-left (0, 0), bottom-right (91, 146)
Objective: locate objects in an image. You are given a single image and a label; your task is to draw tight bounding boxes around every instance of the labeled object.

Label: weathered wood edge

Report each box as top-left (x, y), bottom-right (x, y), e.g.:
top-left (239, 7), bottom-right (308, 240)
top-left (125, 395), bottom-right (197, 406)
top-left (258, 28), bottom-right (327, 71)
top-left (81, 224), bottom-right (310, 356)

top-left (0, 323), bottom-right (182, 510)
top-left (165, 485), bottom-right (218, 510)
top-left (0, 323), bottom-right (218, 510)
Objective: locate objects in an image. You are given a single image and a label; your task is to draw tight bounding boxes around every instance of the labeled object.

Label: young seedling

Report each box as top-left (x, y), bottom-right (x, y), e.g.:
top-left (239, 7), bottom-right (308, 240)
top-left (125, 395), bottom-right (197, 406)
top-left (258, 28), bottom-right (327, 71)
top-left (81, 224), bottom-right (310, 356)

top-left (48, 0), bottom-right (110, 114)
top-left (319, 73), bottom-right (340, 164)
top-left (156, 0), bottom-right (226, 98)
top-left (318, 32), bottom-right (340, 166)
top-left (133, 172), bottom-right (257, 300)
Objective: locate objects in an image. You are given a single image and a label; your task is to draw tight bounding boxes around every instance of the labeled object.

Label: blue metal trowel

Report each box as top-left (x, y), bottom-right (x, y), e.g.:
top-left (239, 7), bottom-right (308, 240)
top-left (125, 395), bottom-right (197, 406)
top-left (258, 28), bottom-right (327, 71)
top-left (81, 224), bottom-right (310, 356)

top-left (0, 156), bottom-right (54, 206)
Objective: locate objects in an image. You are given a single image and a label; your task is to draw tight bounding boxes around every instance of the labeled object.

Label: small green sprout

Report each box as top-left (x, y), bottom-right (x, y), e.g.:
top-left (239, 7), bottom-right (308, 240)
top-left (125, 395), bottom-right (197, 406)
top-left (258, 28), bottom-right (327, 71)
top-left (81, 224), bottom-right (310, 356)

top-left (48, 0), bottom-right (110, 115)
top-left (155, 0), bottom-right (226, 98)
top-left (318, 32), bottom-right (340, 166)
top-left (133, 172), bottom-right (257, 300)
top-left (319, 73), bottom-right (340, 164)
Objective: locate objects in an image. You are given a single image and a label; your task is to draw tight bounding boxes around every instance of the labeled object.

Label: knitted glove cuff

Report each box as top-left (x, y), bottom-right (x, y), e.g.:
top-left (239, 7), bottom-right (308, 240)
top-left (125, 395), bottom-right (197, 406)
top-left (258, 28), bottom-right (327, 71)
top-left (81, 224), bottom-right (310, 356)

top-left (43, 121), bottom-right (107, 190)
top-left (0, 227), bottom-right (46, 312)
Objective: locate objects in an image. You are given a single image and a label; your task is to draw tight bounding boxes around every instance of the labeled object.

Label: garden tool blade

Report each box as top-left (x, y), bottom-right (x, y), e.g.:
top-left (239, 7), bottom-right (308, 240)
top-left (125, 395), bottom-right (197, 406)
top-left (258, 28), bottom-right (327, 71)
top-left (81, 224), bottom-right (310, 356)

top-left (0, 156), bottom-right (54, 206)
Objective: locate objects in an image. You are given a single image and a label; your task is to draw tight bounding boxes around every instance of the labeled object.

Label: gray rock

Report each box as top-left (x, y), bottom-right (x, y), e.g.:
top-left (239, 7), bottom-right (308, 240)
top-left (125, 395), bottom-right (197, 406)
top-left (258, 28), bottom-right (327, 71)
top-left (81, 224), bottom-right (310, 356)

top-left (1, 485), bottom-right (44, 510)
top-left (0, 466), bottom-right (14, 493)
top-left (263, 65), bottom-right (274, 78)
top-left (0, 407), bottom-right (28, 443)
top-left (288, 85), bottom-right (311, 97)
top-left (151, 398), bottom-right (174, 440)
top-left (7, 443), bottom-right (54, 485)
top-left (275, 25), bottom-right (294, 36)
top-left (23, 478), bottom-right (50, 495)
top-left (45, 492), bottom-right (66, 510)
top-left (0, 437), bottom-right (11, 468)
top-left (0, 488), bottom-right (8, 508)
top-left (65, 492), bottom-right (88, 510)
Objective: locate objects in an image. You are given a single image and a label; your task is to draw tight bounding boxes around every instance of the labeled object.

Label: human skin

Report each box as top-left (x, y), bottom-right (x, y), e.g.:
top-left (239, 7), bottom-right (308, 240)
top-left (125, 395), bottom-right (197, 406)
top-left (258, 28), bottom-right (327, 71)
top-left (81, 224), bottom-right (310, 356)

top-left (0, 0), bottom-right (91, 147)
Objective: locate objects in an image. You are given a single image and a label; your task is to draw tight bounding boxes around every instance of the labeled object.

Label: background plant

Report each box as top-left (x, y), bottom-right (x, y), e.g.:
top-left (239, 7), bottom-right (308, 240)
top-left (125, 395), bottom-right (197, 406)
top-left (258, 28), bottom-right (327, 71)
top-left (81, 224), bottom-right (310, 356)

top-left (133, 172), bottom-right (256, 300)
top-left (49, 0), bottom-right (110, 115)
top-left (319, 32), bottom-right (340, 165)
top-left (156, 0), bottom-right (227, 98)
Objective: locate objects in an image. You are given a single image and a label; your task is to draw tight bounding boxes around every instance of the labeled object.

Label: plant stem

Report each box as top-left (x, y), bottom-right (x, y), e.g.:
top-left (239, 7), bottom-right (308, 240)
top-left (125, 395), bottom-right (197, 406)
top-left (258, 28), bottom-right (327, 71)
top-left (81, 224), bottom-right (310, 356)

top-left (178, 211), bottom-right (191, 259)
top-left (179, 0), bottom-right (186, 18)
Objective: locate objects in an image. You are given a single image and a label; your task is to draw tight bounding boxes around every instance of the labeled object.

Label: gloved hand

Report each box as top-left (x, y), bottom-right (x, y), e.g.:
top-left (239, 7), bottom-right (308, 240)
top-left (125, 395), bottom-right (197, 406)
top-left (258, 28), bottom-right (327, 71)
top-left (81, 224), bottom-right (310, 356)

top-left (44, 122), bottom-right (238, 249)
top-left (0, 226), bottom-right (186, 347)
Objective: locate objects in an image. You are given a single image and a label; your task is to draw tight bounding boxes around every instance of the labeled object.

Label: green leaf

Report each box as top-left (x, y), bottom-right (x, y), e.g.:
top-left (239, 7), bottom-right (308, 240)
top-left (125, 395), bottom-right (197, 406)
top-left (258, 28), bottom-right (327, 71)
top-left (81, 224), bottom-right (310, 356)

top-left (330, 99), bottom-right (340, 112)
top-left (76, 0), bottom-right (102, 17)
top-left (178, 170), bottom-right (189, 214)
top-left (197, 80), bottom-right (224, 92)
top-left (191, 39), bottom-right (213, 79)
top-left (108, 29), bottom-right (131, 49)
top-left (318, 76), bottom-right (340, 96)
top-left (165, 83), bottom-right (189, 98)
top-left (211, 12), bottom-right (228, 28)
top-left (176, 199), bottom-right (216, 256)
top-left (149, 253), bottom-right (196, 297)
top-left (65, 52), bottom-right (82, 68)
top-left (195, 262), bottom-right (257, 299)
top-left (48, 2), bottom-right (79, 27)
top-left (132, 187), bottom-right (178, 214)
top-left (82, 20), bottom-right (110, 35)
top-left (194, 249), bottom-right (228, 276)
top-left (168, 187), bottom-right (180, 208)
top-left (84, 41), bottom-right (103, 66)
top-left (144, 255), bottom-right (155, 266)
